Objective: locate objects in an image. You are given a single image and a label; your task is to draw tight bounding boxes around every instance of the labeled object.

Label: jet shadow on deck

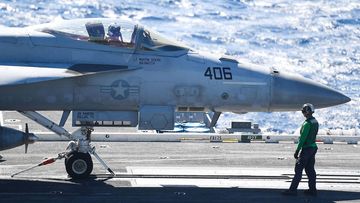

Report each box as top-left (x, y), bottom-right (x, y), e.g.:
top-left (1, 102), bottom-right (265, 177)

top-left (0, 178), bottom-right (359, 203)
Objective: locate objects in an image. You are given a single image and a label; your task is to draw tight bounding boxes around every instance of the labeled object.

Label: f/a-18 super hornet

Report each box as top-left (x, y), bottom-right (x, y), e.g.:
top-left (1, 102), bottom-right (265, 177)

top-left (0, 18), bottom-right (350, 178)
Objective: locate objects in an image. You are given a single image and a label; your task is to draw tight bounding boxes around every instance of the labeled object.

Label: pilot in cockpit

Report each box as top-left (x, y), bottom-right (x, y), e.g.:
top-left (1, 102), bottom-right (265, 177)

top-left (107, 24), bottom-right (124, 42)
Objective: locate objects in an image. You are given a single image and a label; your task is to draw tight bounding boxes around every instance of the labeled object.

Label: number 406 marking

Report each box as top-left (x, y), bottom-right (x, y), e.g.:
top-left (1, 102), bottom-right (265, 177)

top-left (204, 67), bottom-right (232, 80)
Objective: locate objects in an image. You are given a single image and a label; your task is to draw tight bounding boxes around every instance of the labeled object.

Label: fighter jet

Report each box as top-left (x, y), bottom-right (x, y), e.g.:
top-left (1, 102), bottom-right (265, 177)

top-left (0, 18), bottom-right (350, 178)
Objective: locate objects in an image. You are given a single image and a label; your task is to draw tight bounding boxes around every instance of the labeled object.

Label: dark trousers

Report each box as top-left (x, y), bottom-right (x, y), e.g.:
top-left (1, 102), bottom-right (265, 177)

top-left (289, 147), bottom-right (317, 191)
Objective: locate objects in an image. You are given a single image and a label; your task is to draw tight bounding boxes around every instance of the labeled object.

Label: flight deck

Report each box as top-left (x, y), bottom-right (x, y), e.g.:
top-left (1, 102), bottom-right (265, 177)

top-left (0, 111), bottom-right (359, 203)
top-left (1, 142), bottom-right (359, 203)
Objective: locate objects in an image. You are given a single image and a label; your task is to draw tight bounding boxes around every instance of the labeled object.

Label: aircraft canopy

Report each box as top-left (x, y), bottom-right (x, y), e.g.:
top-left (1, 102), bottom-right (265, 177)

top-left (36, 18), bottom-right (189, 52)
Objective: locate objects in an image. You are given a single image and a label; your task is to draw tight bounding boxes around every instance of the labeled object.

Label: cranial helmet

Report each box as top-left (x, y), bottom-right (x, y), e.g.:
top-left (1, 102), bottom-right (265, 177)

top-left (108, 24), bottom-right (121, 37)
top-left (302, 103), bottom-right (315, 114)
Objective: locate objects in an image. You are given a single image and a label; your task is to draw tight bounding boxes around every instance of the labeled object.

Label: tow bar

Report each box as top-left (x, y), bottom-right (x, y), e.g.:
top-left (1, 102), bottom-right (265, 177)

top-left (11, 152), bottom-right (67, 177)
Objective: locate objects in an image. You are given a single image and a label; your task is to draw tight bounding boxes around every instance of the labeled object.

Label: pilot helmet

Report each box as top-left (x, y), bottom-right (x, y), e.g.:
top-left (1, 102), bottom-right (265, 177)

top-left (301, 103), bottom-right (315, 114)
top-left (108, 24), bottom-right (121, 37)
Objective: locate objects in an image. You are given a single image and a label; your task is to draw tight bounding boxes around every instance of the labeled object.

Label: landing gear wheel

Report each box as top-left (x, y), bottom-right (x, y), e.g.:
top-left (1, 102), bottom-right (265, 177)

top-left (65, 152), bottom-right (93, 179)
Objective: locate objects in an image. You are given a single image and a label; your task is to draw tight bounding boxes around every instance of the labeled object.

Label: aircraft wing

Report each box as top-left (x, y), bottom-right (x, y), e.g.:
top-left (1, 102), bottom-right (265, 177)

top-left (0, 63), bottom-right (133, 86)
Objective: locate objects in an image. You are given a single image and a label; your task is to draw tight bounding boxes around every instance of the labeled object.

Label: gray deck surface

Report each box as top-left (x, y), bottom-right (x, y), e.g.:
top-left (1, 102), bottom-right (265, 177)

top-left (0, 141), bottom-right (359, 203)
top-left (0, 111), bottom-right (359, 202)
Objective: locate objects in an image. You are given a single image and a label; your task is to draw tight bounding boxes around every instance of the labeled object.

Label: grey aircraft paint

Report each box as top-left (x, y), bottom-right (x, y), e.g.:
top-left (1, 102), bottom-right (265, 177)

top-left (0, 18), bottom-right (350, 131)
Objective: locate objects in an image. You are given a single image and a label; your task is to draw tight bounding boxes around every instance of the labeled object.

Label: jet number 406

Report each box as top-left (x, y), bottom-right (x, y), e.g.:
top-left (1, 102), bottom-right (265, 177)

top-left (204, 67), bottom-right (232, 80)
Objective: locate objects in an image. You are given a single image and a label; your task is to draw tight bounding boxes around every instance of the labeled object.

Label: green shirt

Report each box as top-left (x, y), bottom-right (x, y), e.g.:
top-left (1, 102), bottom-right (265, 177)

top-left (297, 117), bottom-right (319, 151)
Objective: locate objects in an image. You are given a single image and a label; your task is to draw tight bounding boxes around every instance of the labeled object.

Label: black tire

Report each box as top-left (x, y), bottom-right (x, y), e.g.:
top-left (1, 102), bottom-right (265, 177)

top-left (65, 152), bottom-right (93, 179)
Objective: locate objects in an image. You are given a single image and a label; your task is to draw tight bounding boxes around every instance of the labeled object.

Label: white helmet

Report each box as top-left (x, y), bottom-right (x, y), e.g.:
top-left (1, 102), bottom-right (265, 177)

top-left (302, 103), bottom-right (315, 113)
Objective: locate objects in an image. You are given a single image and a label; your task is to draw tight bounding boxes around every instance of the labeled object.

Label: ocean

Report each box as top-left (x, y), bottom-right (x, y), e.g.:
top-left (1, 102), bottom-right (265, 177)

top-left (0, 0), bottom-right (358, 133)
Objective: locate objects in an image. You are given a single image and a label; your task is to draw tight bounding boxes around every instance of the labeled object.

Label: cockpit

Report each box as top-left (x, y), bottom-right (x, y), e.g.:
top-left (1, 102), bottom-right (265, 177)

top-left (36, 18), bottom-right (189, 52)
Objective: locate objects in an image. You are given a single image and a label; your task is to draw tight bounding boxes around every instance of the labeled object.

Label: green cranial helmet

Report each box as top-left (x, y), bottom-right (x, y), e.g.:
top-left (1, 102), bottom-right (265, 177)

top-left (302, 103), bottom-right (315, 114)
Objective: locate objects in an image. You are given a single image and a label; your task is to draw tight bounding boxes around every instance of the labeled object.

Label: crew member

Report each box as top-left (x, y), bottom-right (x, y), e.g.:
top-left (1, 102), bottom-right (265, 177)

top-left (107, 24), bottom-right (123, 42)
top-left (282, 103), bottom-right (319, 196)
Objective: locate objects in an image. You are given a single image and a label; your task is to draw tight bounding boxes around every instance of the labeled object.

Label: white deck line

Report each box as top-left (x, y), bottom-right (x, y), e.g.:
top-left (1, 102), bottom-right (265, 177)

top-left (0, 111), bottom-right (3, 126)
top-left (28, 131), bottom-right (360, 144)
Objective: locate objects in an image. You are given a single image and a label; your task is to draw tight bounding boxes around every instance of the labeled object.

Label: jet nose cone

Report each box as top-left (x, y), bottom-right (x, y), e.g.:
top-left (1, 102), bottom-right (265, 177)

top-left (331, 91), bottom-right (351, 105)
top-left (315, 87), bottom-right (351, 107)
top-left (270, 72), bottom-right (351, 111)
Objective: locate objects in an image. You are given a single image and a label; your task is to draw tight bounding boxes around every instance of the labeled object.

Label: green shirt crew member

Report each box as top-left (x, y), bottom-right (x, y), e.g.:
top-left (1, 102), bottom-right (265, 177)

top-left (295, 115), bottom-right (319, 155)
top-left (283, 103), bottom-right (319, 196)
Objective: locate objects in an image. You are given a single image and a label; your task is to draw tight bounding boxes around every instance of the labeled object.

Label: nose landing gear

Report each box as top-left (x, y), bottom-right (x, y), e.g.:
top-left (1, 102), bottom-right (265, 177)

top-left (16, 111), bottom-right (115, 179)
top-left (65, 127), bottom-right (115, 179)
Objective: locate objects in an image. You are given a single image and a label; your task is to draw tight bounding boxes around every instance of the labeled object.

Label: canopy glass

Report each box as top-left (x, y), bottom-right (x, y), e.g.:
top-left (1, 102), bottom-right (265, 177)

top-left (35, 18), bottom-right (189, 51)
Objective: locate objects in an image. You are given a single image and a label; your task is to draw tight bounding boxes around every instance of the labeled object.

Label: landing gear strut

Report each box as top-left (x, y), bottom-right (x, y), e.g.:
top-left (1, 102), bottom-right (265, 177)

top-left (18, 111), bottom-right (115, 179)
top-left (64, 127), bottom-right (94, 179)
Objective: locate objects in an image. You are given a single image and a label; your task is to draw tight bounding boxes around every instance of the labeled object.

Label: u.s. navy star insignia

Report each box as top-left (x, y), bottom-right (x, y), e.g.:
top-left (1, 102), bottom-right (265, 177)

top-left (110, 80), bottom-right (130, 100)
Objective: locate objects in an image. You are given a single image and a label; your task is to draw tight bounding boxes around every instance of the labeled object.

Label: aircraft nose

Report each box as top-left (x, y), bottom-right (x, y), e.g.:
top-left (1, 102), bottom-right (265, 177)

top-left (270, 72), bottom-right (351, 111)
